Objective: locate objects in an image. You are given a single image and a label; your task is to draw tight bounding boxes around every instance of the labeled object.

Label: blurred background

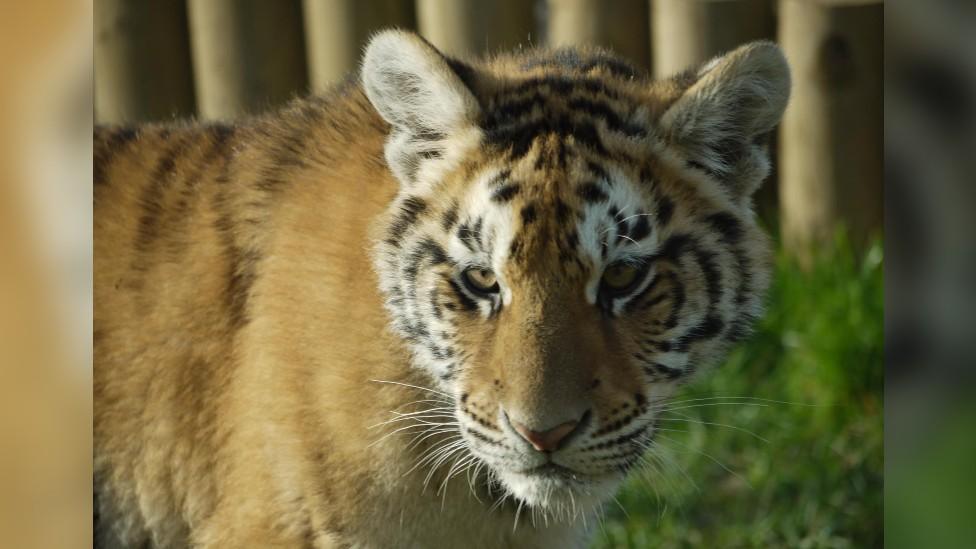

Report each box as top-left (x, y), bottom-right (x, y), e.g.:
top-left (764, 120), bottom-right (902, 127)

top-left (6, 0), bottom-right (976, 547)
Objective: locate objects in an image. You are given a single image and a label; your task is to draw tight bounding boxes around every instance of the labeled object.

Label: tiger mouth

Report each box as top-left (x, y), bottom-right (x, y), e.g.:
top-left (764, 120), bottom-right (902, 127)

top-left (518, 462), bottom-right (587, 481)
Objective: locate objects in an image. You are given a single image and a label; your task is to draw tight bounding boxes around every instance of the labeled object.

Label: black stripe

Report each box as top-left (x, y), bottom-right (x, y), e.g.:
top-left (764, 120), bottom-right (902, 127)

top-left (704, 211), bottom-right (743, 244)
top-left (448, 278), bottom-right (479, 312)
top-left (415, 128), bottom-right (446, 142)
top-left (567, 97), bottom-right (646, 138)
top-left (657, 233), bottom-right (690, 262)
top-left (415, 238), bottom-right (448, 265)
top-left (671, 315), bottom-right (725, 353)
top-left (587, 161), bottom-right (610, 182)
top-left (491, 182), bottom-right (521, 203)
top-left (642, 363), bottom-right (684, 380)
top-left (225, 246), bottom-right (259, 329)
top-left (655, 194), bottom-right (674, 227)
top-left (659, 234), bottom-right (723, 306)
top-left (630, 215), bottom-right (651, 241)
top-left (94, 126), bottom-right (138, 186)
top-left (484, 93), bottom-right (545, 128)
top-left (554, 199), bottom-right (572, 223)
top-left (441, 203), bottom-right (459, 232)
top-left (659, 234), bottom-right (727, 350)
top-left (666, 274), bottom-right (686, 329)
top-left (430, 288), bottom-right (443, 320)
top-left (733, 249), bottom-right (753, 306)
top-left (417, 147), bottom-right (443, 160)
top-left (577, 181), bottom-right (609, 203)
top-left (467, 428), bottom-right (502, 446)
top-left (387, 196), bottom-right (428, 244)
top-left (696, 247), bottom-right (724, 305)
top-left (520, 203), bottom-right (537, 225)
top-left (509, 236), bottom-right (523, 258)
top-left (625, 272), bottom-right (662, 314)
top-left (563, 229), bottom-right (579, 251)
top-left (703, 211), bottom-right (754, 312)
top-left (160, 130), bottom-right (234, 258)
top-left (179, 127), bottom-right (235, 195)
top-left (457, 220), bottom-right (479, 253)
top-left (132, 138), bottom-right (187, 256)
top-left (503, 75), bottom-right (619, 100)
top-left (487, 169), bottom-right (513, 187)
top-left (485, 115), bottom-right (607, 158)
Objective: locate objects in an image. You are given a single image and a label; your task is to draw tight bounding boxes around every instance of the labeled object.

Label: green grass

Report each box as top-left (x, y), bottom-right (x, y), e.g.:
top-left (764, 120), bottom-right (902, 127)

top-left (593, 236), bottom-right (884, 548)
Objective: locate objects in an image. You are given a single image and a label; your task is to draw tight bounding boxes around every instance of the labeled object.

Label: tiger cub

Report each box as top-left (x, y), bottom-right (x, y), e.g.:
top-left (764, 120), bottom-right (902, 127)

top-left (94, 30), bottom-right (789, 548)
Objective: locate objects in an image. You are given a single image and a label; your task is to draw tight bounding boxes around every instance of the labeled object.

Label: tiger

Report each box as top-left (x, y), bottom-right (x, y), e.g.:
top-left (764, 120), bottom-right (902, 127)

top-left (94, 30), bottom-right (789, 548)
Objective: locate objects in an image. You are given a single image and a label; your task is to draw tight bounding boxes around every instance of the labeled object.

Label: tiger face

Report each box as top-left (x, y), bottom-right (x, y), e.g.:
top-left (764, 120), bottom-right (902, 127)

top-left (363, 31), bottom-right (789, 516)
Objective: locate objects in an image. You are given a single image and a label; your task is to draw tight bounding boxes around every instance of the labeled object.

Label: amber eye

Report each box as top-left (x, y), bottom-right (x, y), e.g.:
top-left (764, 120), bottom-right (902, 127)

top-left (600, 263), bottom-right (641, 294)
top-left (461, 268), bottom-right (500, 295)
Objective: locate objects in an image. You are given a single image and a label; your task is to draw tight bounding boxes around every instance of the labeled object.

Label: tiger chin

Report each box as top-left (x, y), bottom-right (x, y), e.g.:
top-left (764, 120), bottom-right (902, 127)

top-left (94, 30), bottom-right (789, 548)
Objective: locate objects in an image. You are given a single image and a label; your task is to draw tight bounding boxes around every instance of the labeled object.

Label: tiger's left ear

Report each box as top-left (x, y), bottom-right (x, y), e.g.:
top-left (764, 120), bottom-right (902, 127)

top-left (362, 30), bottom-right (480, 186)
top-left (658, 41), bottom-right (791, 198)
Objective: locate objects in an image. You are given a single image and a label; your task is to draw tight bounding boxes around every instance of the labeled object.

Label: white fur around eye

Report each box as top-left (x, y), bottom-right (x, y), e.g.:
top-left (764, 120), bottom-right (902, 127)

top-left (443, 168), bottom-right (518, 308)
top-left (578, 168), bottom-right (660, 304)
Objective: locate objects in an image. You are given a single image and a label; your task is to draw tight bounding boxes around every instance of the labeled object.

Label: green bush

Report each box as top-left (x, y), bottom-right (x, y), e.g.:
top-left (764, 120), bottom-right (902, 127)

top-left (594, 237), bottom-right (884, 548)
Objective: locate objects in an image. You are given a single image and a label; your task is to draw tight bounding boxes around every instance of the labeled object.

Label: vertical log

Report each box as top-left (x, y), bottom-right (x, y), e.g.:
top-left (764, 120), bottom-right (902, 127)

top-left (546, 0), bottom-right (650, 71)
top-left (302, 0), bottom-right (415, 92)
top-left (652, 0), bottom-right (774, 78)
top-left (187, 0), bottom-right (307, 120)
top-left (417, 0), bottom-right (535, 59)
top-left (779, 0), bottom-right (883, 260)
top-left (94, 0), bottom-right (194, 123)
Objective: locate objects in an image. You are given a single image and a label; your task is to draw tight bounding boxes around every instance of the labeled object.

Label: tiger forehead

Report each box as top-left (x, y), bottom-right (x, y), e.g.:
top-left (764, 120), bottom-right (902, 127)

top-left (470, 48), bottom-right (680, 154)
top-left (479, 78), bottom-right (649, 160)
top-left (456, 146), bottom-right (651, 275)
top-left (471, 140), bottom-right (605, 206)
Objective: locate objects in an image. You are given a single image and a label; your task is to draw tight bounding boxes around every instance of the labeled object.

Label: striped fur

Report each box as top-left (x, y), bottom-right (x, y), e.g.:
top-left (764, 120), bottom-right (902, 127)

top-left (94, 30), bottom-right (788, 548)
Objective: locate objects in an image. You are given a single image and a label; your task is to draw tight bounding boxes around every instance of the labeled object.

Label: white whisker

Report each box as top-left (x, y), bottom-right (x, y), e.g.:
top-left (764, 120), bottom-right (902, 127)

top-left (369, 379), bottom-right (453, 399)
top-left (657, 413), bottom-right (769, 443)
top-left (656, 434), bottom-right (751, 489)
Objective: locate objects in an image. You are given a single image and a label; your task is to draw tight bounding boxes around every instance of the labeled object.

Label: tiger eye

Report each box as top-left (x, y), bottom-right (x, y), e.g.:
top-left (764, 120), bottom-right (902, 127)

top-left (463, 268), bottom-right (499, 294)
top-left (601, 263), bottom-right (639, 291)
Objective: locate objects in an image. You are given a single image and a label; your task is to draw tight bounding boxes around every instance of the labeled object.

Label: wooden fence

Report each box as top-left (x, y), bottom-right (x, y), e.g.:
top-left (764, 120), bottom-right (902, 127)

top-left (94, 0), bottom-right (882, 257)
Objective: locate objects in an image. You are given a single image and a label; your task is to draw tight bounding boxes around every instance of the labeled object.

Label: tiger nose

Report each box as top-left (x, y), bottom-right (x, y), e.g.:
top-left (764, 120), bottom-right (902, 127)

top-left (509, 413), bottom-right (586, 453)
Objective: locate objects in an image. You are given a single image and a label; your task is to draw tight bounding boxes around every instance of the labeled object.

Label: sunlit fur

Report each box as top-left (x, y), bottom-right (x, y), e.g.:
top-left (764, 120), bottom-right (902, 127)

top-left (94, 31), bottom-right (788, 548)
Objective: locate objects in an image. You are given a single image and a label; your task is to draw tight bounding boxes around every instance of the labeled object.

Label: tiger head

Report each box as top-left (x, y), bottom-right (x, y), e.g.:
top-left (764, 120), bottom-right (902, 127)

top-left (362, 31), bottom-right (789, 517)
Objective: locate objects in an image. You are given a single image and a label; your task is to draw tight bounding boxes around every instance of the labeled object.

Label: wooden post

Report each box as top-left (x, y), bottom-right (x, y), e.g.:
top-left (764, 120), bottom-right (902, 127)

top-left (302, 0), bottom-right (414, 92)
top-left (417, 0), bottom-right (535, 59)
top-left (779, 0), bottom-right (883, 260)
top-left (545, 0), bottom-right (650, 71)
top-left (651, 0), bottom-right (775, 78)
top-left (187, 0), bottom-right (308, 120)
top-left (94, 0), bottom-right (195, 123)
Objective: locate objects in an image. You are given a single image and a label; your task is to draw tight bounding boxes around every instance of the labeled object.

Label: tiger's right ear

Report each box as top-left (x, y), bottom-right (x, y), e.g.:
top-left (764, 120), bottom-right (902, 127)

top-left (362, 30), bottom-right (480, 185)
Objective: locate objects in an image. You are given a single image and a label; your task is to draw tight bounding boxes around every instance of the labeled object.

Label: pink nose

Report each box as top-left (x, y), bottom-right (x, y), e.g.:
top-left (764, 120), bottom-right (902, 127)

top-left (510, 418), bottom-right (581, 452)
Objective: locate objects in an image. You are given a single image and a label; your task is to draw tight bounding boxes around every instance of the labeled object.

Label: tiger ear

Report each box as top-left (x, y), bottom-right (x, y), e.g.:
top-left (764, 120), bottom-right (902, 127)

top-left (658, 41), bottom-right (791, 198)
top-left (361, 30), bottom-right (480, 185)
